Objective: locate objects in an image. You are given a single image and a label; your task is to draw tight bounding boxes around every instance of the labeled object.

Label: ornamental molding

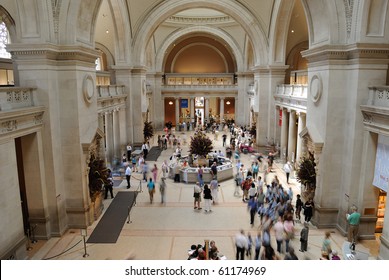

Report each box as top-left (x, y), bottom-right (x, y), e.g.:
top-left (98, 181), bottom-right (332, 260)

top-left (360, 105), bottom-right (389, 133)
top-left (166, 15), bottom-right (234, 25)
top-left (302, 44), bottom-right (389, 63)
top-left (0, 107), bottom-right (44, 136)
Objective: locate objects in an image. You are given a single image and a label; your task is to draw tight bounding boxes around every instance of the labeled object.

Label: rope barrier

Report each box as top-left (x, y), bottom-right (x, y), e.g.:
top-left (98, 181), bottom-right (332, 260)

top-left (43, 239), bottom-right (83, 260)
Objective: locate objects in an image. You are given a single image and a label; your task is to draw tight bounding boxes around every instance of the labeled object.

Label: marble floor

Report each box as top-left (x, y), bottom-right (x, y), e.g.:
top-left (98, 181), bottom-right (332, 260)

top-left (27, 129), bottom-right (381, 260)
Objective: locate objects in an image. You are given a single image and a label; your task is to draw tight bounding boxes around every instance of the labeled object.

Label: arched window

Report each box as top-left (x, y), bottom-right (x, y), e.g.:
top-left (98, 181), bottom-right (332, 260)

top-left (0, 21), bottom-right (11, 59)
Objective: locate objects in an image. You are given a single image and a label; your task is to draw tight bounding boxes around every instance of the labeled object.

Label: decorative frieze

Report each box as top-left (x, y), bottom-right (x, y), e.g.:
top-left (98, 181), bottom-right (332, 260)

top-left (0, 107), bottom-right (45, 136)
top-left (1, 120), bottom-right (17, 132)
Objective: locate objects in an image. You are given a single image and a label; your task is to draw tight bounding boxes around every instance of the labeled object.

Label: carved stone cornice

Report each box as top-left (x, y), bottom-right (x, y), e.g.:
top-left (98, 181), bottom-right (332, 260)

top-left (360, 105), bottom-right (389, 134)
top-left (0, 106), bottom-right (45, 136)
top-left (166, 15), bottom-right (234, 25)
top-left (302, 43), bottom-right (389, 64)
top-left (7, 43), bottom-right (100, 64)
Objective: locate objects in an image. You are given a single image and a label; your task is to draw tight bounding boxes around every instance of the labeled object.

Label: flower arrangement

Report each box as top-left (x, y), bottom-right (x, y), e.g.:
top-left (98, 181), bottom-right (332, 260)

top-left (143, 121), bottom-right (154, 141)
top-left (189, 131), bottom-right (213, 157)
top-left (88, 155), bottom-right (108, 201)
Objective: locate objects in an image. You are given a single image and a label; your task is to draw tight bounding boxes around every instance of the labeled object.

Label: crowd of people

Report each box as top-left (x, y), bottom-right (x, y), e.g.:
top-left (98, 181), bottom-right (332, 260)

top-left (112, 121), bottom-right (348, 260)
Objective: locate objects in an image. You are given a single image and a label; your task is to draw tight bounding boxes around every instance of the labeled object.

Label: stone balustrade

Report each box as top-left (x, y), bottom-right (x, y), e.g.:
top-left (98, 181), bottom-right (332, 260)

top-left (0, 87), bottom-right (35, 111)
top-left (274, 84), bottom-right (308, 112)
top-left (97, 85), bottom-right (125, 98)
top-left (366, 86), bottom-right (389, 108)
top-left (162, 84), bottom-right (237, 92)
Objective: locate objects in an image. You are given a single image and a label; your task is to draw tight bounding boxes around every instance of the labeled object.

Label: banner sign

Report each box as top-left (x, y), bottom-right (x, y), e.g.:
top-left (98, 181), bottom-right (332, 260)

top-left (181, 99), bottom-right (188, 108)
top-left (373, 134), bottom-right (389, 192)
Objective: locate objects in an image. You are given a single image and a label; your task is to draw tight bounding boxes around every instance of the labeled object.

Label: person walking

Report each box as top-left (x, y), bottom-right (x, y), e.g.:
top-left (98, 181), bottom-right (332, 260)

top-left (346, 206), bottom-right (361, 243)
top-left (161, 160), bottom-right (169, 179)
top-left (321, 231), bottom-right (332, 259)
top-left (151, 163), bottom-right (158, 183)
top-left (295, 194), bottom-right (303, 221)
top-left (203, 184), bottom-right (212, 212)
top-left (142, 162), bottom-right (149, 182)
top-left (209, 178), bottom-right (219, 204)
top-left (125, 165), bottom-right (132, 189)
top-left (126, 143), bottom-right (132, 160)
top-left (254, 232), bottom-right (262, 260)
top-left (303, 198), bottom-right (314, 222)
top-left (147, 178), bottom-right (155, 204)
top-left (235, 229), bottom-right (248, 260)
top-left (159, 177), bottom-right (166, 204)
top-left (273, 216), bottom-right (285, 254)
top-left (299, 222), bottom-right (309, 252)
top-left (104, 169), bottom-right (114, 199)
top-left (193, 182), bottom-right (202, 210)
top-left (283, 161), bottom-right (292, 184)
top-left (247, 197), bottom-right (258, 226)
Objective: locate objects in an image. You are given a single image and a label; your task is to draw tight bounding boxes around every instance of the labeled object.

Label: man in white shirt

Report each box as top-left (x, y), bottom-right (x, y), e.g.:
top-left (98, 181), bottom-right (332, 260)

top-left (125, 165), bottom-right (132, 189)
top-left (235, 229), bottom-right (248, 260)
top-left (283, 161), bottom-right (292, 184)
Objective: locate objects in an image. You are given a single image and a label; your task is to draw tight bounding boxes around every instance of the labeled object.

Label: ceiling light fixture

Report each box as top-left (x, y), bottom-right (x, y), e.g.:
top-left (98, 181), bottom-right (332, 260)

top-left (106, 30), bottom-right (109, 34)
top-left (168, 101), bottom-right (173, 105)
top-left (226, 101), bottom-right (231, 105)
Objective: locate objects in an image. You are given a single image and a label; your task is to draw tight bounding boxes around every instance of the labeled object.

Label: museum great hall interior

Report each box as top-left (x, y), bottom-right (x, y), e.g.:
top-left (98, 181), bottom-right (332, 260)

top-left (0, 0), bottom-right (388, 260)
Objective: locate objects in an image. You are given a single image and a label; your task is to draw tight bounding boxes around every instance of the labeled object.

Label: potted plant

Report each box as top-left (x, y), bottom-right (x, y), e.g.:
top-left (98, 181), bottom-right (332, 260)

top-left (88, 155), bottom-right (108, 219)
top-left (143, 121), bottom-right (154, 142)
top-left (296, 152), bottom-right (316, 200)
top-left (189, 131), bottom-right (213, 166)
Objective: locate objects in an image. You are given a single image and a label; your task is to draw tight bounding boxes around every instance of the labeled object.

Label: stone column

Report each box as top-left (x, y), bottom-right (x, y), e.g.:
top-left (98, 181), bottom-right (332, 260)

top-left (190, 97), bottom-right (195, 129)
top-left (219, 97), bottom-right (224, 122)
top-left (205, 97), bottom-right (209, 122)
top-left (234, 96), bottom-right (238, 122)
top-left (295, 112), bottom-right (306, 163)
top-left (280, 107), bottom-right (289, 160)
top-left (175, 97), bottom-right (180, 127)
top-left (119, 107), bottom-right (127, 153)
top-left (113, 108), bottom-right (120, 159)
top-left (105, 111), bottom-right (114, 166)
top-left (287, 110), bottom-right (297, 163)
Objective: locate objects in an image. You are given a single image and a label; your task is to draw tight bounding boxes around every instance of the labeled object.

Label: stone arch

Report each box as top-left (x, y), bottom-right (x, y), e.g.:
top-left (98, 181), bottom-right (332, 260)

top-left (0, 5), bottom-right (16, 41)
top-left (155, 26), bottom-right (244, 72)
top-left (133, 0), bottom-right (268, 67)
top-left (171, 42), bottom-right (229, 73)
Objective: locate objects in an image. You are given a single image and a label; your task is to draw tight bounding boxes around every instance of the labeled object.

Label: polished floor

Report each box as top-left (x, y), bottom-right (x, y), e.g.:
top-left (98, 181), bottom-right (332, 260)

top-left (27, 129), bottom-right (380, 260)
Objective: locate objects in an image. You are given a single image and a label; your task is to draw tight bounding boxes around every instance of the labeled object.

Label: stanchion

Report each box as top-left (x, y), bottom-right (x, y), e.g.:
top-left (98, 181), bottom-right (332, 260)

top-left (127, 206), bottom-right (132, 224)
top-left (31, 224), bottom-right (38, 244)
top-left (81, 229), bottom-right (89, 258)
top-left (26, 229), bottom-right (33, 251)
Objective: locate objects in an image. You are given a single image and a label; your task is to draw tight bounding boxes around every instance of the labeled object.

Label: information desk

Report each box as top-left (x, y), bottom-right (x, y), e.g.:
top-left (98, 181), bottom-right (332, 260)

top-left (168, 162), bottom-right (233, 183)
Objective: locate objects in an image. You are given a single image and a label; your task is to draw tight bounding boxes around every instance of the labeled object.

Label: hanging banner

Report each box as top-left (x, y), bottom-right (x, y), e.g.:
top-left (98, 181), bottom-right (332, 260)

top-left (373, 134), bottom-right (389, 192)
top-left (181, 99), bottom-right (188, 108)
top-left (279, 109), bottom-right (282, 126)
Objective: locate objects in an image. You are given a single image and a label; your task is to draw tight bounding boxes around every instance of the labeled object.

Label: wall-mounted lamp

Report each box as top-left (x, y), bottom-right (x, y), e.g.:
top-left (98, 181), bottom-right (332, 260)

top-left (226, 101), bottom-right (231, 105)
top-left (168, 101), bottom-right (173, 105)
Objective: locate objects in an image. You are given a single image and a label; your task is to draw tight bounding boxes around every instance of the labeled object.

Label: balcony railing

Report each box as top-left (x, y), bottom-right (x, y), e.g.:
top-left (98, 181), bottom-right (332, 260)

top-left (0, 87), bottom-right (35, 111)
top-left (274, 84), bottom-right (308, 111)
top-left (97, 85), bottom-right (126, 98)
top-left (162, 84), bottom-right (237, 92)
